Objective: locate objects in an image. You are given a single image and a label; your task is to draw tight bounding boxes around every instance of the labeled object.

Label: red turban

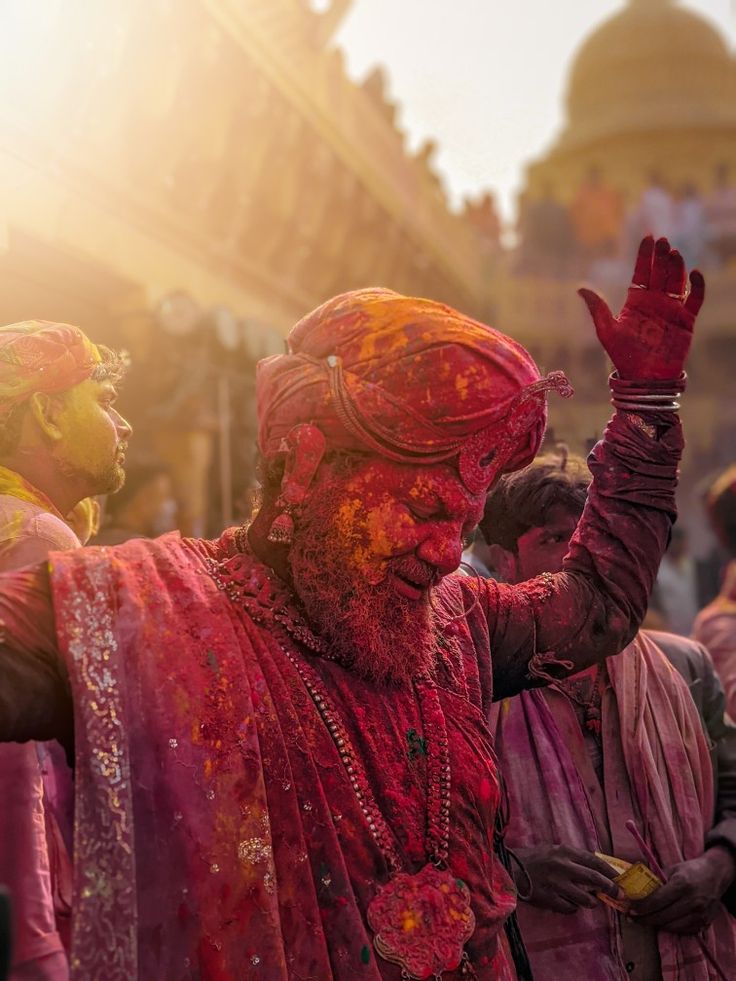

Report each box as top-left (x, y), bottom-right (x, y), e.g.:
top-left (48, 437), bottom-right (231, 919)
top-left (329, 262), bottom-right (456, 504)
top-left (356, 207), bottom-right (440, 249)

top-left (0, 321), bottom-right (103, 422)
top-left (257, 289), bottom-right (571, 492)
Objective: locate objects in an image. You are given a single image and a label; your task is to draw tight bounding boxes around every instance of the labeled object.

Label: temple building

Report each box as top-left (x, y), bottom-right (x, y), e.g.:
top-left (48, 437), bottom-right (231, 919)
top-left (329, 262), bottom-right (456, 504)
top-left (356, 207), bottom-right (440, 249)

top-left (495, 0), bottom-right (736, 493)
top-left (0, 0), bottom-right (732, 533)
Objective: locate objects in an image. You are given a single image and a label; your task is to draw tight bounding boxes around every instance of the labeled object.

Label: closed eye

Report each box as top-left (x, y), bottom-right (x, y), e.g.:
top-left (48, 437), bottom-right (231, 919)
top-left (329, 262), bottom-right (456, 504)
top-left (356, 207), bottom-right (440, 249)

top-left (408, 503), bottom-right (440, 521)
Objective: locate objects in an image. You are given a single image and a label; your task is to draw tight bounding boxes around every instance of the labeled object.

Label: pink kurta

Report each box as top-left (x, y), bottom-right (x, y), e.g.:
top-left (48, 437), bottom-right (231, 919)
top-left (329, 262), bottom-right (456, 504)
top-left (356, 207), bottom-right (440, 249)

top-left (0, 494), bottom-right (77, 980)
top-left (490, 634), bottom-right (736, 980)
top-left (694, 561), bottom-right (736, 720)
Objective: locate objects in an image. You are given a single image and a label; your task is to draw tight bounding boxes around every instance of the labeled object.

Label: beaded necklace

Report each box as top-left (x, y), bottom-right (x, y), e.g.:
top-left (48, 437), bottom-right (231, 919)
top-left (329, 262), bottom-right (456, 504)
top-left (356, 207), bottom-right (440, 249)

top-left (205, 543), bottom-right (477, 979)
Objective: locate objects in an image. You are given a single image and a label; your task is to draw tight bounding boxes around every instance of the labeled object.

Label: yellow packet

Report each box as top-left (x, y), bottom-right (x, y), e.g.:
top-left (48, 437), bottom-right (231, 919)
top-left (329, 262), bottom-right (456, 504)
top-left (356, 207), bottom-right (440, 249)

top-left (594, 851), bottom-right (662, 912)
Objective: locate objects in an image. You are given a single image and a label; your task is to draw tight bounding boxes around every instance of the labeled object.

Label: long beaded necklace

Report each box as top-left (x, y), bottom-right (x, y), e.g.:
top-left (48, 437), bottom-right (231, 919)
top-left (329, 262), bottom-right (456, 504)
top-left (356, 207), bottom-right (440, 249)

top-left (205, 547), bottom-right (477, 979)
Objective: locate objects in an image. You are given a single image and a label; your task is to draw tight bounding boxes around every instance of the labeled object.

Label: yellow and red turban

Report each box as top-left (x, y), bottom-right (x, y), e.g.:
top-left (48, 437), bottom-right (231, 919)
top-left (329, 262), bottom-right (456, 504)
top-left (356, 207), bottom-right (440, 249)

top-left (0, 320), bottom-right (103, 422)
top-left (257, 289), bottom-right (572, 492)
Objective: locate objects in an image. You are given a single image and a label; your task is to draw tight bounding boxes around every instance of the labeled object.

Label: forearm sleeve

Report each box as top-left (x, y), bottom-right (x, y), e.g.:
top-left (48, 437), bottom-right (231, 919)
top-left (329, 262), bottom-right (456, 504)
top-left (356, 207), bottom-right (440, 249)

top-left (0, 564), bottom-right (72, 744)
top-left (487, 410), bottom-right (682, 699)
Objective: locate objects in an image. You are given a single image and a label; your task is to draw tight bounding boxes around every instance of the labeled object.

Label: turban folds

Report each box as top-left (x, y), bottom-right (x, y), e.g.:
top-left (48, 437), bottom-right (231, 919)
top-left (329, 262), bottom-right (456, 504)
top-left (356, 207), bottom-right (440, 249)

top-left (258, 289), bottom-right (571, 493)
top-left (0, 320), bottom-right (102, 422)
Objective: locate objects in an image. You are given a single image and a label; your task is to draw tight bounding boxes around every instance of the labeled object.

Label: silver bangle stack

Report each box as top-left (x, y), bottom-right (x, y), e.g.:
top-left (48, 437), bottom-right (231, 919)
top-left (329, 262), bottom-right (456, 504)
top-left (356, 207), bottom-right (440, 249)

top-left (608, 371), bottom-right (686, 413)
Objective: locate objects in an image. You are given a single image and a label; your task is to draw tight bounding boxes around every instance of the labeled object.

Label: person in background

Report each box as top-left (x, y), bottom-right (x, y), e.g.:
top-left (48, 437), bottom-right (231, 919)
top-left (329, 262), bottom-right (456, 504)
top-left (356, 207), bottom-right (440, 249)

top-left (704, 163), bottom-right (736, 267)
top-left (654, 526), bottom-right (699, 635)
top-left (460, 528), bottom-right (495, 579)
top-left (93, 462), bottom-right (174, 545)
top-left (0, 320), bottom-right (130, 979)
top-left (633, 172), bottom-right (676, 242)
top-left (483, 450), bottom-right (736, 980)
top-left (570, 165), bottom-right (623, 267)
top-left (518, 183), bottom-right (576, 277)
top-left (673, 183), bottom-right (706, 270)
top-left (694, 465), bottom-right (736, 721)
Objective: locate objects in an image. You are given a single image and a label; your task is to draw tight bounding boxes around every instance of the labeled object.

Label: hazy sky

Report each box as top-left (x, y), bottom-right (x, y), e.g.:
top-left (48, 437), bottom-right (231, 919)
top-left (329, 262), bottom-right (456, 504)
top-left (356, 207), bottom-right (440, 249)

top-left (334, 0), bottom-right (736, 224)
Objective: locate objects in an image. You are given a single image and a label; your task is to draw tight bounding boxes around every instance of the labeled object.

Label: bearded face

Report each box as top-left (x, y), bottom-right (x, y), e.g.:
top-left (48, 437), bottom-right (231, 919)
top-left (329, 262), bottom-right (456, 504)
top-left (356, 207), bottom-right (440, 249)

top-left (51, 378), bottom-right (132, 497)
top-left (287, 457), bottom-right (486, 686)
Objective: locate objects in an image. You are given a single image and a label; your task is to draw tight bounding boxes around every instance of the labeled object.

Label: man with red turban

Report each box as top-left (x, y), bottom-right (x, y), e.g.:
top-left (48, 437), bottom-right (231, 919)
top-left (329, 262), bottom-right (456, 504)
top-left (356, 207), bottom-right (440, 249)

top-left (0, 238), bottom-right (704, 978)
top-left (0, 321), bottom-right (130, 980)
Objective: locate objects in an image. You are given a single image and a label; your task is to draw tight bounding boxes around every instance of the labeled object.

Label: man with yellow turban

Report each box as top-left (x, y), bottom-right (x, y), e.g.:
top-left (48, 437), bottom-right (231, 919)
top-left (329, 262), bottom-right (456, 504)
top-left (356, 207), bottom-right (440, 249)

top-left (0, 321), bottom-right (130, 980)
top-left (0, 239), bottom-right (705, 979)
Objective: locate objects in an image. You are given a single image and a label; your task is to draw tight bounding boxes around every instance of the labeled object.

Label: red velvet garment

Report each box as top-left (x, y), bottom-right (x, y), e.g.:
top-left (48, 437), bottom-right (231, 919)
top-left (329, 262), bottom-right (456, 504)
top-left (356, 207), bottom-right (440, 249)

top-left (44, 531), bottom-right (516, 980)
top-left (0, 410), bottom-right (683, 979)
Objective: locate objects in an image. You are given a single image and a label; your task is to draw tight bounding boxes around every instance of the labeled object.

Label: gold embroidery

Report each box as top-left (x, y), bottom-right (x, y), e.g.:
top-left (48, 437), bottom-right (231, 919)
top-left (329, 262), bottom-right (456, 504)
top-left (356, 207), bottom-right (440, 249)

top-left (65, 560), bottom-right (137, 978)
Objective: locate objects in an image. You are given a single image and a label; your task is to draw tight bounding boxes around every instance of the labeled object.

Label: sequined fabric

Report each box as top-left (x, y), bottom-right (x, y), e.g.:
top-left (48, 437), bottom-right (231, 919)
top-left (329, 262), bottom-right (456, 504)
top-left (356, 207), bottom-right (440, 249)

top-left (59, 556), bottom-right (137, 978)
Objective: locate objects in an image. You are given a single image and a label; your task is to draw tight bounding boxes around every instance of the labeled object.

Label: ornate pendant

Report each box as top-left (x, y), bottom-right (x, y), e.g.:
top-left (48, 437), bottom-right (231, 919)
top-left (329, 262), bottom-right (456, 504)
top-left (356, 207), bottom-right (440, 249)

top-left (367, 864), bottom-right (475, 979)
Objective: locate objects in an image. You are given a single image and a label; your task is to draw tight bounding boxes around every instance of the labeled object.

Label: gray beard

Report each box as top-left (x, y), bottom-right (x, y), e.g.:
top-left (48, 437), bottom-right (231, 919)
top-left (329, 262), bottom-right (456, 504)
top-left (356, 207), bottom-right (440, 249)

top-left (288, 519), bottom-right (436, 686)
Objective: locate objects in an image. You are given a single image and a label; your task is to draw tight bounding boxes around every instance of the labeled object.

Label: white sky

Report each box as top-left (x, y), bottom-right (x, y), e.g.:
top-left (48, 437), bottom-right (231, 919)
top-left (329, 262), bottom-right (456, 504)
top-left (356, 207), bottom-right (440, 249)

top-left (333, 0), bottom-right (736, 224)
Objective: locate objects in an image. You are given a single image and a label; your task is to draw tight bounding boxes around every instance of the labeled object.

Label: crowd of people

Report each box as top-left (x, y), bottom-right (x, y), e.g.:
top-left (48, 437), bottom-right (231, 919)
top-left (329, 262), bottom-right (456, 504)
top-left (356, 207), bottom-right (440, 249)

top-left (0, 237), bottom-right (734, 980)
top-left (517, 163), bottom-right (736, 280)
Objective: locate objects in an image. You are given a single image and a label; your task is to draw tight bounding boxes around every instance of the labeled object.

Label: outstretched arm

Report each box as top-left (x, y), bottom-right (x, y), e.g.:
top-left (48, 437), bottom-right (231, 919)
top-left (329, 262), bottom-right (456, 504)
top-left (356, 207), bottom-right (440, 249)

top-left (486, 237), bottom-right (704, 699)
top-left (0, 564), bottom-right (72, 747)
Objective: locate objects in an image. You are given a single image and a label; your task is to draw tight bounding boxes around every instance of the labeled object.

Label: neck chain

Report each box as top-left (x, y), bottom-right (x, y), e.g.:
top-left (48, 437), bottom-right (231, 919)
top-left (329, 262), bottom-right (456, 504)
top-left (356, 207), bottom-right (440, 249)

top-left (205, 539), bottom-right (477, 978)
top-left (281, 645), bottom-right (450, 873)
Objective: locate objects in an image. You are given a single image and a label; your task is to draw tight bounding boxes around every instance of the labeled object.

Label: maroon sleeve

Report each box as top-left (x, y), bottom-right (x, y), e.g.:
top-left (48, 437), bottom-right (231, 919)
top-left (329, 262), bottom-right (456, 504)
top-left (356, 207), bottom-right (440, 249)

top-left (0, 563), bottom-right (72, 745)
top-left (485, 410), bottom-right (681, 699)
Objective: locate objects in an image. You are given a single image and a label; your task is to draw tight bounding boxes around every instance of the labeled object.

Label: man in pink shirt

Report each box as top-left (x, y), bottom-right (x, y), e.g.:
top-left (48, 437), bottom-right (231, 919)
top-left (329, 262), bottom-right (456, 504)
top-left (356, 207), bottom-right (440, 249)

top-left (695, 467), bottom-right (736, 720)
top-left (484, 451), bottom-right (736, 980)
top-left (0, 320), bottom-right (130, 979)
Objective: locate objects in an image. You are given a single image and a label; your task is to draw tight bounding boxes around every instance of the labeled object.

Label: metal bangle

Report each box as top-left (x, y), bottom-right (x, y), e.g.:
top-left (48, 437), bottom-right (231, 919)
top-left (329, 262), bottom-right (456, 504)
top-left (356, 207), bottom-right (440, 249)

top-left (611, 391), bottom-right (682, 401)
top-left (609, 370), bottom-right (687, 389)
top-left (611, 399), bottom-right (680, 412)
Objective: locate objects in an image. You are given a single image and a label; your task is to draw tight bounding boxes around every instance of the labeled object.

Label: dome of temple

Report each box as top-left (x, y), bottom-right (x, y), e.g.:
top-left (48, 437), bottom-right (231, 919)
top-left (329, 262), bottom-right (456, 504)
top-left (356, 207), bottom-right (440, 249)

top-left (559, 0), bottom-right (736, 151)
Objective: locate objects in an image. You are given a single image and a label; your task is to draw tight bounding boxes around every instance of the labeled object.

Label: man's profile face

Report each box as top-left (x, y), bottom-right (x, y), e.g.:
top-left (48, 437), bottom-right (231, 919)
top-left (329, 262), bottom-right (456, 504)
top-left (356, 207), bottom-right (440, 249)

top-left (54, 377), bottom-right (132, 496)
top-left (287, 456), bottom-right (486, 684)
top-left (508, 504), bottom-right (581, 583)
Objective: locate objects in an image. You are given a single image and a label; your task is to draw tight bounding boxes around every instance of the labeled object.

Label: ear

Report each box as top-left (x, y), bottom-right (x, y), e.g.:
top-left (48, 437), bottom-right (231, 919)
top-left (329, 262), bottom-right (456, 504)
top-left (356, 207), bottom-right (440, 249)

top-left (486, 543), bottom-right (518, 584)
top-left (27, 392), bottom-right (64, 442)
top-left (267, 424), bottom-right (327, 544)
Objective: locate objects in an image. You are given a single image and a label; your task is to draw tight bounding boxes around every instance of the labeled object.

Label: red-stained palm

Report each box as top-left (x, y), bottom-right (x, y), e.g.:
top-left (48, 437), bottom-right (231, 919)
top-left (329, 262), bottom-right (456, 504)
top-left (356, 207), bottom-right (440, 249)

top-left (579, 236), bottom-right (705, 380)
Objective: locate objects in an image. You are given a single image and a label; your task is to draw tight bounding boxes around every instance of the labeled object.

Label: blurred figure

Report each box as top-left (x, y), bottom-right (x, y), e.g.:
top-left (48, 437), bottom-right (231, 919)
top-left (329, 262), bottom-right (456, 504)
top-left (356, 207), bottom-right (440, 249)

top-left (705, 163), bottom-right (736, 267)
top-left (672, 183), bottom-right (706, 270)
top-left (483, 452), bottom-right (736, 980)
top-left (694, 465), bottom-right (736, 720)
top-left (0, 320), bottom-right (130, 980)
top-left (518, 183), bottom-right (576, 276)
top-left (653, 526), bottom-right (699, 636)
top-left (570, 165), bottom-right (623, 267)
top-left (463, 191), bottom-right (502, 261)
top-left (631, 172), bottom-right (676, 242)
top-left (93, 462), bottom-right (175, 545)
top-left (460, 528), bottom-right (494, 578)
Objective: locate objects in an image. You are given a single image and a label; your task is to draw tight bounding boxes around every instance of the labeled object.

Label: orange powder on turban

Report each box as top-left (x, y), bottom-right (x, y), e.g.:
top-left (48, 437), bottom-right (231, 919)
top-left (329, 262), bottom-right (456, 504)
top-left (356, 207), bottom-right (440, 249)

top-left (257, 289), bottom-right (570, 490)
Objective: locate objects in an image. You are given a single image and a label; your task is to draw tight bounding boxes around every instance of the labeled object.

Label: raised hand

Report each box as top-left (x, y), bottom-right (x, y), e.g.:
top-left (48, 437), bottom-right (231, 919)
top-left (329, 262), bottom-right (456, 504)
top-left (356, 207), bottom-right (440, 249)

top-left (579, 236), bottom-right (705, 380)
